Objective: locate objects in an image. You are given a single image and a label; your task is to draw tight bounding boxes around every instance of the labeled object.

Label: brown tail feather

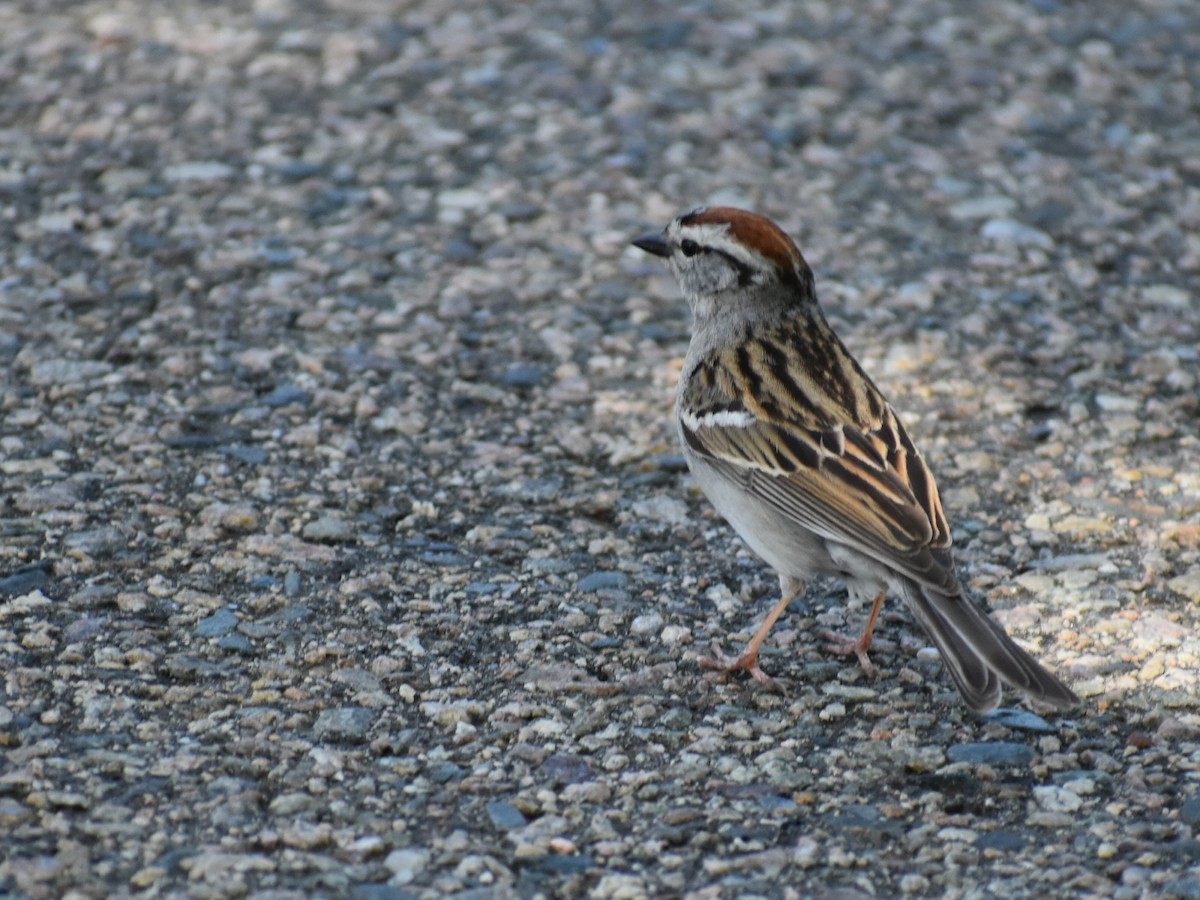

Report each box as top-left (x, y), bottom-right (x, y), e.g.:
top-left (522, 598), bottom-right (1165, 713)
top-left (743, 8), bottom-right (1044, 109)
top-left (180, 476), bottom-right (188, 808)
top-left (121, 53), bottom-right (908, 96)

top-left (900, 579), bottom-right (1079, 714)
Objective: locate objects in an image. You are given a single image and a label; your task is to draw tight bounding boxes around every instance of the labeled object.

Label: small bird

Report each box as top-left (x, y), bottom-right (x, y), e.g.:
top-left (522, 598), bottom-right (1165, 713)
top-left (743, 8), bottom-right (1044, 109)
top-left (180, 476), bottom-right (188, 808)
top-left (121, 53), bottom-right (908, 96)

top-left (632, 207), bottom-right (1078, 713)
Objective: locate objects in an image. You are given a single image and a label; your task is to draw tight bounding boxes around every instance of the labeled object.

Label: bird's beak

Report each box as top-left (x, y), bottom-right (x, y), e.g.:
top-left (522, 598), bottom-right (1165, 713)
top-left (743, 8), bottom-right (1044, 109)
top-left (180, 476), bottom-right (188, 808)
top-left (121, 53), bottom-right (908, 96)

top-left (632, 233), bottom-right (671, 258)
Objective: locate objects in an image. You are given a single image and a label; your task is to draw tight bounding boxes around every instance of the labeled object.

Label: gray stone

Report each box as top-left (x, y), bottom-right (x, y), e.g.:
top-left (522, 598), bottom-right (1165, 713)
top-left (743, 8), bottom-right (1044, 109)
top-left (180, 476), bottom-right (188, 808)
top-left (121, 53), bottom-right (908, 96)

top-left (217, 633), bottom-right (254, 654)
top-left (383, 848), bottom-right (430, 885)
top-left (29, 359), bottom-right (114, 385)
top-left (263, 383), bottom-right (312, 407)
top-left (313, 707), bottom-right (373, 743)
top-left (1165, 878), bottom-right (1200, 900)
top-left (577, 571), bottom-right (628, 592)
top-left (0, 567), bottom-right (51, 597)
top-left (164, 160), bottom-right (236, 181)
top-left (1181, 797), bottom-right (1200, 827)
top-left (980, 217), bottom-right (1055, 249)
top-left (284, 571), bottom-right (302, 596)
top-left (63, 527), bottom-right (126, 557)
top-left (195, 608), bottom-right (240, 638)
top-left (352, 885), bottom-right (419, 900)
top-left (485, 800), bottom-right (527, 830)
top-left (660, 707), bottom-right (692, 729)
top-left (946, 742), bottom-right (1035, 767)
top-left (302, 516), bottom-right (355, 542)
top-left (982, 708), bottom-right (1056, 733)
top-left (500, 364), bottom-right (545, 387)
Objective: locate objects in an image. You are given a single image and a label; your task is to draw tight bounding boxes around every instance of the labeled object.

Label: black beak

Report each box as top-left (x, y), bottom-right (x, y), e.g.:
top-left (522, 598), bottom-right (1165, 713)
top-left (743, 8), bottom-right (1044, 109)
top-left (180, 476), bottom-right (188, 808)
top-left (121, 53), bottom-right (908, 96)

top-left (632, 233), bottom-right (671, 258)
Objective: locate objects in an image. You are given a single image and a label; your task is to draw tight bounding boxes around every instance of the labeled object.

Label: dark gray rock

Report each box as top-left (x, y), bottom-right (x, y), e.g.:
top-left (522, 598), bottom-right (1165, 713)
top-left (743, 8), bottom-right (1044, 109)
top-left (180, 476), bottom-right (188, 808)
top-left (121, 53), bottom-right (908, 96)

top-left (946, 742), bottom-right (1035, 767)
top-left (195, 608), bottom-right (240, 638)
top-left (313, 707), bottom-right (373, 743)
top-left (982, 708), bottom-right (1057, 734)
top-left (486, 800), bottom-right (527, 830)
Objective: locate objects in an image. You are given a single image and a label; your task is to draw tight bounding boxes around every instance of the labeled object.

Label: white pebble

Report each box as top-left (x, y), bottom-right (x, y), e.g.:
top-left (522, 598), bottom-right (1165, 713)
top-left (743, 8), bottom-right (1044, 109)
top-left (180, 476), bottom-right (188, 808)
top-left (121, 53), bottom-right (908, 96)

top-left (384, 847), bottom-right (430, 884)
top-left (819, 702), bottom-right (846, 721)
top-left (164, 161), bottom-right (235, 181)
top-left (660, 624), bottom-right (692, 646)
top-left (630, 613), bottom-right (663, 636)
top-left (1033, 785), bottom-right (1083, 813)
top-left (981, 218), bottom-right (1054, 249)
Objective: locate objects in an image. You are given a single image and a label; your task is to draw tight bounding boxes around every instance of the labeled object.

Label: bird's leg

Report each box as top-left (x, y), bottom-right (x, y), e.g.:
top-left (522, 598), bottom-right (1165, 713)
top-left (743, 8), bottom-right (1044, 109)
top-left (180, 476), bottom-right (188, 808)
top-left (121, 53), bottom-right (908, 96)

top-left (821, 588), bottom-right (886, 677)
top-left (701, 583), bottom-right (799, 691)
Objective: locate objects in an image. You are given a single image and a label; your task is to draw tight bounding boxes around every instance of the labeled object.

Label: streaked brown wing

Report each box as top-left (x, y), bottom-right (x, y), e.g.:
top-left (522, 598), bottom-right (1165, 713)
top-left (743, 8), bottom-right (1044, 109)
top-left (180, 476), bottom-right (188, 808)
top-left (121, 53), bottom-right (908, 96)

top-left (679, 333), bottom-right (958, 592)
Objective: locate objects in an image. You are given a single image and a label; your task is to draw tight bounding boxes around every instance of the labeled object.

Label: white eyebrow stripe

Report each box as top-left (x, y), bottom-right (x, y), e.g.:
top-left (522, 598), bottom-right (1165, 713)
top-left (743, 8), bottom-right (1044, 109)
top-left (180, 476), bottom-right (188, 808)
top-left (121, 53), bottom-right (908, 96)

top-left (681, 408), bottom-right (757, 430)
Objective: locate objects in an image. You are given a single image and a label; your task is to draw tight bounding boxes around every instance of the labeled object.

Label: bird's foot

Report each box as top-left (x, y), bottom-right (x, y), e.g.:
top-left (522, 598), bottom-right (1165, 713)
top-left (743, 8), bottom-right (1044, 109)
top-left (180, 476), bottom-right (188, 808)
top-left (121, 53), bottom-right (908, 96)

top-left (820, 630), bottom-right (879, 678)
top-left (699, 640), bottom-right (784, 693)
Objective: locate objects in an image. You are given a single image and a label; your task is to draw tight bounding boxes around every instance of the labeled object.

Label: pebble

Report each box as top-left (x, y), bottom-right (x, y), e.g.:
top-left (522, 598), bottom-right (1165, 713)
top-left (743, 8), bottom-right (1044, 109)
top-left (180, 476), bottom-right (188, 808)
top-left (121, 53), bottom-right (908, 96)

top-left (36, 212), bottom-right (79, 233)
top-left (1033, 785), bottom-right (1085, 813)
top-left (163, 161), bottom-right (236, 181)
top-left (0, 798), bottom-right (33, 827)
top-left (980, 218), bottom-right (1055, 248)
top-left (946, 742), bottom-right (1035, 767)
top-left (901, 873), bottom-right (931, 894)
top-left (977, 830), bottom-right (1029, 853)
top-left (195, 608), bottom-right (240, 638)
top-left (63, 527), bottom-right (126, 556)
top-left (268, 793), bottom-right (316, 816)
top-left (819, 702), bottom-right (847, 721)
top-left (630, 496), bottom-right (690, 527)
top-left (1140, 284), bottom-right (1191, 309)
top-left (822, 684), bottom-right (878, 702)
top-left (1165, 878), bottom-right (1200, 900)
top-left (428, 761), bottom-right (464, 783)
top-left (577, 571), bottom-right (629, 592)
top-left (1167, 570), bottom-right (1200, 603)
top-left (0, 517), bottom-right (48, 536)
top-left (437, 188), bottom-right (487, 211)
top-left (1180, 798), bottom-right (1200, 828)
top-left (313, 707), bottom-right (374, 743)
top-left (949, 195), bottom-right (1017, 219)
top-left (198, 502), bottom-right (261, 531)
top-left (592, 873), bottom-right (650, 899)
top-left (542, 753), bottom-right (595, 786)
top-left (28, 359), bottom-right (114, 385)
top-left (629, 613), bottom-right (663, 635)
top-left (500, 364), bottom-right (546, 387)
top-left (217, 633), bottom-right (255, 654)
top-left (0, 567), bottom-right (52, 596)
top-left (982, 708), bottom-right (1056, 734)
top-left (660, 624), bottom-right (691, 646)
top-left (486, 801), bottom-right (528, 830)
top-left (384, 848), bottom-right (430, 885)
top-left (262, 383), bottom-right (313, 407)
top-left (1024, 553), bottom-right (1111, 572)
top-left (302, 515), bottom-right (355, 542)
top-left (222, 444), bottom-right (269, 465)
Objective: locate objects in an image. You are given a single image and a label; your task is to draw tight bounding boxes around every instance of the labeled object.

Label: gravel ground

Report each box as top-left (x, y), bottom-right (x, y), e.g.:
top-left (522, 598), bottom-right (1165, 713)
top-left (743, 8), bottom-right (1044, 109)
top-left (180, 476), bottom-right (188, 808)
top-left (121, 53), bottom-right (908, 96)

top-left (2, 0), bottom-right (1199, 897)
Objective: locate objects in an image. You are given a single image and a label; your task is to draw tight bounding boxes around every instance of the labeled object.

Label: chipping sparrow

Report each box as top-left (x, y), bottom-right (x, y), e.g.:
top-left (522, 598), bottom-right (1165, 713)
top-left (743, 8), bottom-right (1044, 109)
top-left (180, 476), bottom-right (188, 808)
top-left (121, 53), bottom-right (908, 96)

top-left (633, 207), bottom-right (1078, 713)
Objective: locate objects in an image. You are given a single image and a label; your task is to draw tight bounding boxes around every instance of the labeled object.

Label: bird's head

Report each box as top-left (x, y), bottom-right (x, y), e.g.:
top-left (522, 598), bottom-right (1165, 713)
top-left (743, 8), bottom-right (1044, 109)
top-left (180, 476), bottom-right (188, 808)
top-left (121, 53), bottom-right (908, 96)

top-left (633, 207), bottom-right (816, 319)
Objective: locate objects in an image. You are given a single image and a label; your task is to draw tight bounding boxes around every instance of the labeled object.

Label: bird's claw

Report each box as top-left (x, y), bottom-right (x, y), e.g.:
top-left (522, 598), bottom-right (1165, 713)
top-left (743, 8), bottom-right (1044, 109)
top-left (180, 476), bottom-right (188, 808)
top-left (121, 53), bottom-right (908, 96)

top-left (699, 639), bottom-right (786, 693)
top-left (820, 630), bottom-right (879, 677)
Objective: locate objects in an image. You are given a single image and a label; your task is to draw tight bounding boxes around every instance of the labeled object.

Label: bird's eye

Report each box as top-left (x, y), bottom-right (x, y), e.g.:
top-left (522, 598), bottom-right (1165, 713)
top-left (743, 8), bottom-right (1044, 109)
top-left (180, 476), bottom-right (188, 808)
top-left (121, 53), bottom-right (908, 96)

top-left (680, 239), bottom-right (701, 257)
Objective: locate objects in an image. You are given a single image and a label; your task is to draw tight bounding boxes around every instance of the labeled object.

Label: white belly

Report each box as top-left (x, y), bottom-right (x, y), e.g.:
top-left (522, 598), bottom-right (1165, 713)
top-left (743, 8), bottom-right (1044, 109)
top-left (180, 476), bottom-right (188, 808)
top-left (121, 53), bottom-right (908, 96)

top-left (683, 448), bottom-right (893, 604)
top-left (685, 452), bottom-right (836, 582)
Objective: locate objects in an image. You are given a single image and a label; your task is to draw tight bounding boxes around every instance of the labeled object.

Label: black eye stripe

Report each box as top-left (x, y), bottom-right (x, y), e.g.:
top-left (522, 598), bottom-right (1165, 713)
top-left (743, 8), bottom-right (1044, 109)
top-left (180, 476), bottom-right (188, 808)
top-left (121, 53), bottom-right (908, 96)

top-left (679, 240), bottom-right (754, 286)
top-left (714, 248), bottom-right (754, 286)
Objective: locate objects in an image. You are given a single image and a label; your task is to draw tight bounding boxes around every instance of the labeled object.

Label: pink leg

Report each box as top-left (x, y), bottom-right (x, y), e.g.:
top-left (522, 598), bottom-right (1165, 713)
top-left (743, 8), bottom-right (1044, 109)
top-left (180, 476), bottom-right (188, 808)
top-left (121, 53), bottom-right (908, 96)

top-left (820, 588), bottom-right (886, 677)
top-left (700, 587), bottom-right (798, 691)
